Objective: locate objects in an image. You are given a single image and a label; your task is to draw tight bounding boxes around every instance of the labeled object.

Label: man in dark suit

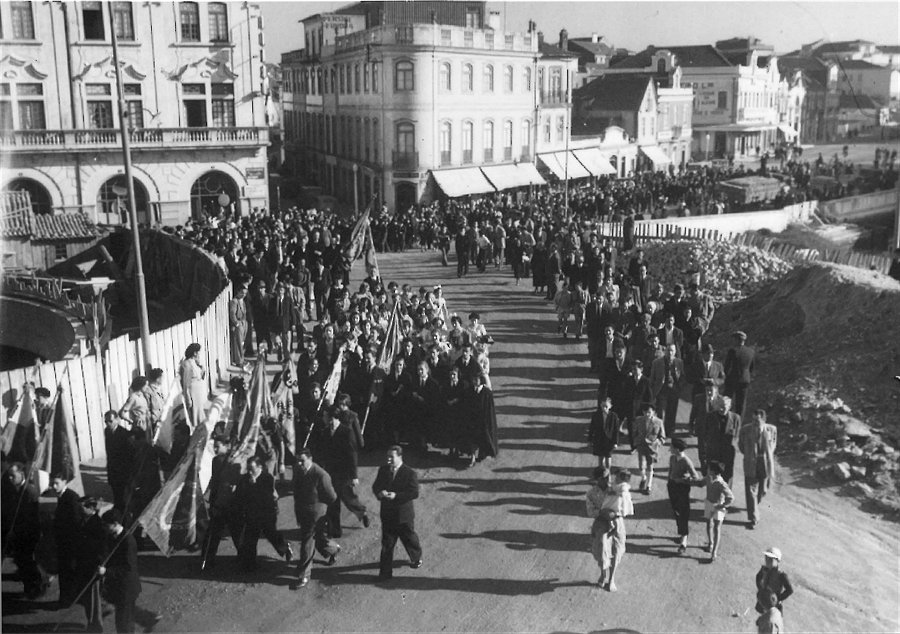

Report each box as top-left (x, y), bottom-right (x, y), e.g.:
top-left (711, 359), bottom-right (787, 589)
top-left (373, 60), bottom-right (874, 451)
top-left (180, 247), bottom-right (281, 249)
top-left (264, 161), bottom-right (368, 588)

top-left (315, 407), bottom-right (369, 539)
top-left (233, 456), bottom-right (293, 571)
top-left (656, 312), bottom-right (684, 359)
top-left (650, 343), bottom-right (685, 439)
top-left (2, 463), bottom-right (46, 599)
top-left (724, 330), bottom-right (756, 421)
top-left (51, 474), bottom-right (82, 606)
top-left (292, 447), bottom-right (340, 588)
top-left (688, 343), bottom-right (726, 434)
top-left (103, 411), bottom-right (135, 513)
top-left (372, 445), bottom-right (422, 580)
top-left (408, 361), bottom-right (442, 452)
top-left (99, 509), bottom-right (158, 633)
top-left (310, 260), bottom-right (332, 322)
top-left (268, 283), bottom-right (297, 362)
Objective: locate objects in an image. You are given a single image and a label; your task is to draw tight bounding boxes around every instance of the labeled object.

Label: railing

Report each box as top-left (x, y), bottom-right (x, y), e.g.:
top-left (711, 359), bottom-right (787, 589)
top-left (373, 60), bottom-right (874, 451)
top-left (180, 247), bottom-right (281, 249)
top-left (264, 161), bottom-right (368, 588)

top-left (462, 149), bottom-right (473, 164)
top-left (0, 127), bottom-right (269, 151)
top-left (483, 149), bottom-right (493, 163)
top-left (392, 150), bottom-right (418, 170)
top-left (503, 147), bottom-right (513, 161)
top-left (540, 90), bottom-right (568, 105)
top-left (440, 151), bottom-right (452, 166)
top-left (670, 125), bottom-right (682, 139)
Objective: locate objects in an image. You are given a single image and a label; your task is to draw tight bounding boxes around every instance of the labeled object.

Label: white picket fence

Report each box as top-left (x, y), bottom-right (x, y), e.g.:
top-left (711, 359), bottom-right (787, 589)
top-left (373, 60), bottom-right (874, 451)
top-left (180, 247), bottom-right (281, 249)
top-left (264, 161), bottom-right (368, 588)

top-left (0, 286), bottom-right (232, 463)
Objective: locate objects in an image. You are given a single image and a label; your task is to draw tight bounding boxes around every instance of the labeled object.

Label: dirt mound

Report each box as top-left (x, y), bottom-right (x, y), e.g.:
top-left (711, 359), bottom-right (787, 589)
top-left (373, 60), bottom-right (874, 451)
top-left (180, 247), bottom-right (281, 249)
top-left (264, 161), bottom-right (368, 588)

top-left (708, 262), bottom-right (900, 516)
top-left (639, 239), bottom-right (793, 303)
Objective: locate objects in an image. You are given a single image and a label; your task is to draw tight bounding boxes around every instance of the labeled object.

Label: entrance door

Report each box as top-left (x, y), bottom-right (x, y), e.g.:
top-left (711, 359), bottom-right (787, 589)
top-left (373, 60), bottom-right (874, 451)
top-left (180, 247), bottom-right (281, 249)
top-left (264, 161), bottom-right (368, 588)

top-left (715, 132), bottom-right (727, 158)
top-left (184, 100), bottom-right (207, 127)
top-left (394, 182), bottom-right (417, 213)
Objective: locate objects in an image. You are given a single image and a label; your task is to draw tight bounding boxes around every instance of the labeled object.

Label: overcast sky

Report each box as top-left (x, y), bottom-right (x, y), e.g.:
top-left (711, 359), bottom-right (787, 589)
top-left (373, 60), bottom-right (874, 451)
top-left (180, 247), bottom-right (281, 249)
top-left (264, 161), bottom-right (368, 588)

top-left (261, 0), bottom-right (899, 60)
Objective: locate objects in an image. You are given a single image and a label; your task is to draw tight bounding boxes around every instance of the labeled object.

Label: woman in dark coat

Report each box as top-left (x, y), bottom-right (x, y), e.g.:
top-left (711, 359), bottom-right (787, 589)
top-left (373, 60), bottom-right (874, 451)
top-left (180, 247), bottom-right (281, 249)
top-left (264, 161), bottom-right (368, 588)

top-left (466, 373), bottom-right (498, 468)
top-left (588, 397), bottom-right (620, 470)
top-left (531, 243), bottom-right (547, 296)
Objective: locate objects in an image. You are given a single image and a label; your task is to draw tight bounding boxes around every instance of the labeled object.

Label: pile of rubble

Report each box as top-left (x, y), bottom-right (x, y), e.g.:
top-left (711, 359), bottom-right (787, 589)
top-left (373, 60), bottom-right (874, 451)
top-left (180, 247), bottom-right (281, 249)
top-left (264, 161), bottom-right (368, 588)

top-left (639, 239), bottom-right (793, 303)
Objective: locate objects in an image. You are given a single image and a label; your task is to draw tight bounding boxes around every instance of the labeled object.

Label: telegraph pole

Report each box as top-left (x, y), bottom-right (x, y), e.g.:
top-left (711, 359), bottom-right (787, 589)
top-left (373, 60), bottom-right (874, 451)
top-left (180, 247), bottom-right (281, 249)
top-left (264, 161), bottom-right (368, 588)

top-left (110, 7), bottom-right (153, 371)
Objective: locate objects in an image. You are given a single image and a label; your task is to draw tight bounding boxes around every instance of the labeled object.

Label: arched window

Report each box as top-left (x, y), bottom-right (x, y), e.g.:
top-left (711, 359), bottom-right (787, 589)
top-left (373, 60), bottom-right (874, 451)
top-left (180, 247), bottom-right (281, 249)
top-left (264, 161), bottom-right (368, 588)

top-left (556, 115), bottom-right (565, 142)
top-left (354, 64), bottom-right (361, 93)
top-left (503, 65), bottom-right (514, 92)
top-left (372, 118), bottom-right (379, 161)
top-left (395, 60), bottom-right (414, 91)
top-left (396, 121), bottom-right (416, 159)
top-left (462, 120), bottom-right (474, 163)
top-left (483, 64), bottom-right (494, 92)
top-left (462, 63), bottom-right (473, 92)
top-left (483, 120), bottom-right (494, 162)
top-left (520, 119), bottom-right (531, 156)
top-left (657, 58), bottom-right (666, 74)
top-left (439, 121), bottom-right (452, 165)
top-left (439, 62), bottom-right (452, 92)
top-left (4, 178), bottom-right (53, 216)
top-left (523, 66), bottom-right (532, 92)
top-left (503, 119), bottom-right (513, 160)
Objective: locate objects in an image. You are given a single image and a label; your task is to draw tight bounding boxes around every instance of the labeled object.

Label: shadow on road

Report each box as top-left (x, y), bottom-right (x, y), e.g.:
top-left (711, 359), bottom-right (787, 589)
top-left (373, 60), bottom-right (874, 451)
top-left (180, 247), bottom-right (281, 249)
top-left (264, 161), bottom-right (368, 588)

top-left (441, 529), bottom-right (588, 554)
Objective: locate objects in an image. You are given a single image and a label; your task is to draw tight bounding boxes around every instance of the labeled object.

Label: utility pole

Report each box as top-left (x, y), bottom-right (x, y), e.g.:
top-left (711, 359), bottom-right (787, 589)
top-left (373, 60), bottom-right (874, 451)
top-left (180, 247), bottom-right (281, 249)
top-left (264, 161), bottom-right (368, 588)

top-left (110, 7), bottom-right (153, 371)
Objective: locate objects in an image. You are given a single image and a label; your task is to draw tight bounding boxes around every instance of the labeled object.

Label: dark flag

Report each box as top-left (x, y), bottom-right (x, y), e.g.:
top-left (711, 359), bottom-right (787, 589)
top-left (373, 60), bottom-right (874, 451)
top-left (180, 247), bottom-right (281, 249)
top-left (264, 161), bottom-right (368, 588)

top-left (34, 387), bottom-right (83, 495)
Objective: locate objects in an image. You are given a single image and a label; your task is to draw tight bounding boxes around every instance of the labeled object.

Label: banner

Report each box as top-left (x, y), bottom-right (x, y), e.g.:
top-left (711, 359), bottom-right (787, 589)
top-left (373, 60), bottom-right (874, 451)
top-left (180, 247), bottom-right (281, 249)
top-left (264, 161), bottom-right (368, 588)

top-left (154, 379), bottom-right (189, 454)
top-left (343, 210), bottom-right (370, 263)
top-left (364, 222), bottom-right (380, 280)
top-left (1, 386), bottom-right (37, 463)
top-left (376, 303), bottom-right (402, 372)
top-left (321, 347), bottom-right (345, 407)
top-left (33, 388), bottom-right (83, 496)
top-left (199, 391), bottom-right (232, 494)
top-left (137, 422), bottom-right (209, 556)
top-left (228, 360), bottom-right (269, 469)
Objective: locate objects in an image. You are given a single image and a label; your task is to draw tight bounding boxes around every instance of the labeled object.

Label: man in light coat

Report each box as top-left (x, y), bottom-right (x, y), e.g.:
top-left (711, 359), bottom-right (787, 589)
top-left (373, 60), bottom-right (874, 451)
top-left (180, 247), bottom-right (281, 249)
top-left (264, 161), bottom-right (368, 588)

top-left (738, 409), bottom-right (777, 529)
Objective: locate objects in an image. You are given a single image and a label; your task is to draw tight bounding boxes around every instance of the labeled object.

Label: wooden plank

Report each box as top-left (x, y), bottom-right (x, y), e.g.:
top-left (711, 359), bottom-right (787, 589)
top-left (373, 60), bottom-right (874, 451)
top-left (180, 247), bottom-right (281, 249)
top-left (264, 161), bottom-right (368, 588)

top-left (80, 356), bottom-right (105, 461)
top-left (56, 360), bottom-right (82, 464)
top-left (67, 357), bottom-right (93, 461)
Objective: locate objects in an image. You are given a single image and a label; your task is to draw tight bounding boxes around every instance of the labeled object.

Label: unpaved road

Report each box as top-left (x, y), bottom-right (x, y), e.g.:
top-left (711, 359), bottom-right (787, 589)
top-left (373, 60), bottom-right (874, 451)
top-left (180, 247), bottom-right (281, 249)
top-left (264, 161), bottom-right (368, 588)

top-left (4, 250), bottom-right (898, 633)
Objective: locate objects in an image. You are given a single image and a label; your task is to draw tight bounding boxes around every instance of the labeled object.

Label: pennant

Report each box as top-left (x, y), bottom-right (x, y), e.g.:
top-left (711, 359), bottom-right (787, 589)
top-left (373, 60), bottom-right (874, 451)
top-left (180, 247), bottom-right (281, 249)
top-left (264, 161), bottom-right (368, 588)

top-left (228, 360), bottom-right (269, 470)
top-left (376, 303), bottom-right (402, 372)
top-left (1, 386), bottom-right (38, 463)
top-left (342, 209), bottom-right (371, 264)
top-left (33, 388), bottom-right (83, 496)
top-left (137, 422), bottom-right (209, 556)
top-left (321, 346), bottom-right (345, 407)
top-left (154, 379), bottom-right (189, 454)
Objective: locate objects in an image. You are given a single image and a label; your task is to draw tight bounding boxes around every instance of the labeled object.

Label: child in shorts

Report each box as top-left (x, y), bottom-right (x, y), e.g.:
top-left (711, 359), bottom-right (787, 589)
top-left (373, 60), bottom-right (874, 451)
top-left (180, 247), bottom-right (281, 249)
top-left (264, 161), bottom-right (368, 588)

top-left (704, 461), bottom-right (734, 562)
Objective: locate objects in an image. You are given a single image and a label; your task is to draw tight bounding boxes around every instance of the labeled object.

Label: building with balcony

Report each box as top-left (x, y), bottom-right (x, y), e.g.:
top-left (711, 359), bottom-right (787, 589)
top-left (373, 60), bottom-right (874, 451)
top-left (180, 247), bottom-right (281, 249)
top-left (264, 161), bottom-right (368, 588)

top-left (777, 56), bottom-right (840, 143)
top-left (0, 1), bottom-right (270, 227)
top-left (281, 1), bottom-right (579, 212)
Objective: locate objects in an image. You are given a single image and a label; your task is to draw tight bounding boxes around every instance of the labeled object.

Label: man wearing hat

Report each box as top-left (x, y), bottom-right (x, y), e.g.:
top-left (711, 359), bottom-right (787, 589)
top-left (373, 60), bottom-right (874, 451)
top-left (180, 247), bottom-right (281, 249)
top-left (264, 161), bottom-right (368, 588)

top-left (755, 546), bottom-right (793, 614)
top-left (688, 343), bottom-right (725, 434)
top-left (738, 409), bottom-right (777, 529)
top-left (724, 330), bottom-right (755, 421)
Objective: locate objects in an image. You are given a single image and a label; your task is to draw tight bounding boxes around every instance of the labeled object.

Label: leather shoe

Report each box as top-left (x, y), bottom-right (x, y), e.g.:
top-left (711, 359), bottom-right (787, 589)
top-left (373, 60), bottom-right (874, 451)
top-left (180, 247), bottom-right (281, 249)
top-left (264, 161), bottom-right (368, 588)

top-left (325, 545), bottom-right (342, 566)
top-left (410, 559), bottom-right (423, 569)
top-left (361, 513), bottom-right (371, 528)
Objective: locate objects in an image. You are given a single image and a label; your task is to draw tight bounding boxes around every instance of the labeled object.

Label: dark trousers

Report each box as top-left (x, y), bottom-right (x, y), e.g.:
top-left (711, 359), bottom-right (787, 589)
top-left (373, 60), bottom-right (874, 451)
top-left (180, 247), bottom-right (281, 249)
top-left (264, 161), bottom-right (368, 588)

top-left (326, 479), bottom-right (368, 537)
top-left (656, 386), bottom-right (680, 438)
top-left (296, 511), bottom-right (339, 579)
top-left (12, 538), bottom-right (45, 598)
top-left (80, 582), bottom-right (102, 632)
top-left (237, 519), bottom-right (288, 570)
top-left (379, 520), bottom-right (422, 578)
top-left (457, 253), bottom-right (468, 277)
top-left (730, 383), bottom-right (750, 420)
top-left (202, 511), bottom-right (239, 565)
top-left (114, 599), bottom-right (136, 633)
top-left (667, 480), bottom-right (692, 537)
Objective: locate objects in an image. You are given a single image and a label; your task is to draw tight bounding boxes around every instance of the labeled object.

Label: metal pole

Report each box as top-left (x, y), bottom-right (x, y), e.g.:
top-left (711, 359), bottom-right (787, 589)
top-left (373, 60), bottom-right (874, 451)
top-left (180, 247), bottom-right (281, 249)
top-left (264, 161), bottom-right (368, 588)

top-left (110, 7), bottom-right (153, 372)
top-left (563, 68), bottom-right (571, 223)
top-left (353, 164), bottom-right (359, 216)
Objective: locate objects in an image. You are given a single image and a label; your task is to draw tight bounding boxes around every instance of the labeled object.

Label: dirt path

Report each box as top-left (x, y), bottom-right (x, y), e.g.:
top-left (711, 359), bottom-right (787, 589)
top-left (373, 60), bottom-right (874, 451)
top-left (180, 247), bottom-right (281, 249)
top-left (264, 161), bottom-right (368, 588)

top-left (4, 250), bottom-right (898, 633)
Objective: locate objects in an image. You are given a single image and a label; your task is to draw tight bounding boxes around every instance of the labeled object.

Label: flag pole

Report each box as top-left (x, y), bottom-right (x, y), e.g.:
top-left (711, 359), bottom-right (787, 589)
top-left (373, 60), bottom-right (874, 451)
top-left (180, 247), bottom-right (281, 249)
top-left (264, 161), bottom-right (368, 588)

top-left (110, 6), bottom-right (152, 372)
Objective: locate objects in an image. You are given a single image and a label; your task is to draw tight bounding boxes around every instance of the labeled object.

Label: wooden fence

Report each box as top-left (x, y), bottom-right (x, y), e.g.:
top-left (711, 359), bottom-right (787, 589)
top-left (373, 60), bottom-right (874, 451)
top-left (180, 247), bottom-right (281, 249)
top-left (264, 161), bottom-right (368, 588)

top-left (0, 285), bottom-right (232, 463)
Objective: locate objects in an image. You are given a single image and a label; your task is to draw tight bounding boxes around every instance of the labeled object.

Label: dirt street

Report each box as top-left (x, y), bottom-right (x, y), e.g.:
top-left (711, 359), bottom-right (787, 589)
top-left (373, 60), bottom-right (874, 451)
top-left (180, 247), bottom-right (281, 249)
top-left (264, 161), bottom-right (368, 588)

top-left (4, 250), bottom-right (898, 633)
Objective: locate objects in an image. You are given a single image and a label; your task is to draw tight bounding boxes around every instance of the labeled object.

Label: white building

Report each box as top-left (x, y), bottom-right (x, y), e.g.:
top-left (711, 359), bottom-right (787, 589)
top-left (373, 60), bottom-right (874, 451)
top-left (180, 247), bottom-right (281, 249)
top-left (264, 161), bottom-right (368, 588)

top-left (281, 1), bottom-right (581, 212)
top-left (0, 1), bottom-right (270, 226)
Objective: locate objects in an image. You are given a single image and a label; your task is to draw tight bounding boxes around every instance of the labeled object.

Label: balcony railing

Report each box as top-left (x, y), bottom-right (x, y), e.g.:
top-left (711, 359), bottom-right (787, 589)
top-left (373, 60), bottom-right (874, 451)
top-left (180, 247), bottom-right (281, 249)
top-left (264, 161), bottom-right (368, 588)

top-left (462, 149), bottom-right (473, 164)
top-left (440, 150), bottom-right (451, 166)
top-left (540, 90), bottom-right (568, 105)
top-left (0, 127), bottom-right (269, 152)
top-left (483, 149), bottom-right (493, 163)
top-left (392, 150), bottom-right (418, 170)
top-left (503, 147), bottom-right (513, 161)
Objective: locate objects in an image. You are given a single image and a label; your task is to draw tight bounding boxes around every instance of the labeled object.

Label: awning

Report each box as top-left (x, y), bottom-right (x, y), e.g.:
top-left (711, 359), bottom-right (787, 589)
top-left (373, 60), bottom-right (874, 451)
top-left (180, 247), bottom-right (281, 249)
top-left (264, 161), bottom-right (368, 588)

top-left (430, 167), bottom-right (496, 197)
top-left (572, 148), bottom-right (616, 176)
top-left (538, 152), bottom-right (592, 180)
top-left (480, 163), bottom-right (546, 190)
top-left (515, 162), bottom-right (546, 186)
top-left (695, 123), bottom-right (778, 133)
top-left (777, 123), bottom-right (798, 138)
top-left (639, 145), bottom-right (672, 168)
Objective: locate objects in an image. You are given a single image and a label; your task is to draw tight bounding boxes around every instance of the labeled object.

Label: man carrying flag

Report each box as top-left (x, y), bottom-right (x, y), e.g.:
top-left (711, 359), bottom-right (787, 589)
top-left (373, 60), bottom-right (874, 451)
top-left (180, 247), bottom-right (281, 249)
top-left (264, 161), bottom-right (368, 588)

top-left (1, 384), bottom-right (38, 464)
top-left (32, 384), bottom-right (84, 497)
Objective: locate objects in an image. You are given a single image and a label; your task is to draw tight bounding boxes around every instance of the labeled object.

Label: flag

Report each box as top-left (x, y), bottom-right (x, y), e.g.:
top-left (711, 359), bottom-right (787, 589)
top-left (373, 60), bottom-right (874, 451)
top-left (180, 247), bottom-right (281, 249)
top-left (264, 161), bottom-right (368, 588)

top-left (228, 359), bottom-right (269, 469)
top-left (33, 388), bottom-right (83, 496)
top-left (137, 422), bottom-right (209, 556)
top-left (342, 209), bottom-right (370, 263)
top-left (376, 303), bottom-right (402, 372)
top-left (364, 222), bottom-right (380, 280)
top-left (154, 379), bottom-right (189, 454)
top-left (1, 386), bottom-right (37, 463)
top-left (321, 346), bottom-right (345, 407)
top-left (199, 391), bottom-right (232, 494)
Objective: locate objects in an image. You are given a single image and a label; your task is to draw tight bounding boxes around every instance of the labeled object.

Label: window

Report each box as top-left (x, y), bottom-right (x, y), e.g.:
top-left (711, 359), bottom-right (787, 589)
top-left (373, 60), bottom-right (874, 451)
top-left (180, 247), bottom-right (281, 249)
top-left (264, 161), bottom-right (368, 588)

top-left (504, 65), bottom-right (513, 92)
top-left (371, 63), bottom-right (379, 93)
top-left (439, 62), bottom-right (451, 92)
top-left (86, 83), bottom-right (113, 128)
top-left (556, 116), bottom-right (564, 142)
top-left (54, 243), bottom-right (68, 261)
top-left (504, 34), bottom-right (514, 50)
top-left (465, 7), bottom-right (479, 28)
top-left (211, 83), bottom-right (235, 127)
top-left (10, 2), bottom-right (35, 39)
top-left (82, 2), bottom-right (105, 40)
top-left (440, 121), bottom-right (451, 166)
top-left (483, 65), bottom-right (494, 92)
top-left (354, 64), bottom-right (360, 93)
top-left (182, 83), bottom-right (207, 127)
top-left (717, 91), bottom-right (727, 109)
top-left (180, 2), bottom-right (200, 42)
top-left (503, 120), bottom-right (513, 160)
top-left (550, 67), bottom-right (562, 96)
top-left (483, 120), bottom-right (494, 162)
top-left (395, 60), bottom-right (414, 91)
top-left (356, 117), bottom-right (362, 158)
top-left (208, 3), bottom-right (228, 42)
top-left (520, 119), bottom-right (530, 156)
top-left (396, 121), bottom-right (415, 153)
top-left (462, 121), bottom-right (473, 164)
top-left (124, 84), bottom-right (143, 128)
top-left (364, 64), bottom-right (369, 92)
top-left (523, 66), bottom-right (532, 92)
top-left (462, 64), bottom-right (473, 92)
top-left (364, 118), bottom-right (370, 161)
top-left (543, 117), bottom-right (551, 143)
top-left (339, 66), bottom-right (345, 93)
top-left (112, 2), bottom-right (134, 40)
top-left (0, 83), bottom-right (46, 130)
top-left (372, 118), bottom-right (379, 161)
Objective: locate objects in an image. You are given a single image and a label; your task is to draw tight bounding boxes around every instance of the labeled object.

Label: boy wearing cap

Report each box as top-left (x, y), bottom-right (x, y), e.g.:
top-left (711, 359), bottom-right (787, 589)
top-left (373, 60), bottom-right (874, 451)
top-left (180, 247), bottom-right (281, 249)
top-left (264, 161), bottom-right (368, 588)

top-left (755, 547), bottom-right (793, 614)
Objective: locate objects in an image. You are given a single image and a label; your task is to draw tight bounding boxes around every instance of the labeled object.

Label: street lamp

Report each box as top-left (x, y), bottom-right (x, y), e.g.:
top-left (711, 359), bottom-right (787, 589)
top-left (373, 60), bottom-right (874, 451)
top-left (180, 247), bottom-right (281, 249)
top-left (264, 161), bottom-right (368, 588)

top-left (352, 163), bottom-right (359, 216)
top-left (705, 133), bottom-right (710, 162)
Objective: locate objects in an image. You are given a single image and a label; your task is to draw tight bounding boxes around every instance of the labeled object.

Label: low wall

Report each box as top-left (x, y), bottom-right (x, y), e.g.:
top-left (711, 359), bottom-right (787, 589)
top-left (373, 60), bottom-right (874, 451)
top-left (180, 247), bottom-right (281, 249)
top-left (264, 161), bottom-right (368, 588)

top-left (819, 189), bottom-right (900, 223)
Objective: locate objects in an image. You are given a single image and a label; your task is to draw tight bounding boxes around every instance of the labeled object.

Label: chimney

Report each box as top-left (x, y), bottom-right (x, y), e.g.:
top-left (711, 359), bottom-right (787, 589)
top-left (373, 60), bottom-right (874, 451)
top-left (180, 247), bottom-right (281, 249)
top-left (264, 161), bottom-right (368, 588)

top-left (559, 28), bottom-right (568, 50)
top-left (527, 19), bottom-right (535, 33)
top-left (591, 32), bottom-right (599, 44)
top-left (537, 31), bottom-right (544, 47)
top-left (488, 10), bottom-right (501, 31)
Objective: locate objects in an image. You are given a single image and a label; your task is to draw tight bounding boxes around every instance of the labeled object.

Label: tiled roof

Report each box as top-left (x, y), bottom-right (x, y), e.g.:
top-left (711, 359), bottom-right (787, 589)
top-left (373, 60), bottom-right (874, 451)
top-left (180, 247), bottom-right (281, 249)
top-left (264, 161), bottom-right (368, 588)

top-left (539, 41), bottom-right (577, 59)
top-left (568, 38), bottom-right (615, 56)
top-left (0, 211), bottom-right (32, 237)
top-left (575, 74), bottom-right (652, 111)
top-left (815, 40), bottom-right (874, 54)
top-left (653, 45), bottom-right (733, 68)
top-left (839, 59), bottom-right (888, 70)
top-left (2, 210), bottom-right (99, 241)
top-left (839, 94), bottom-right (881, 110)
top-left (878, 45), bottom-right (900, 54)
top-left (609, 49), bottom-right (654, 70)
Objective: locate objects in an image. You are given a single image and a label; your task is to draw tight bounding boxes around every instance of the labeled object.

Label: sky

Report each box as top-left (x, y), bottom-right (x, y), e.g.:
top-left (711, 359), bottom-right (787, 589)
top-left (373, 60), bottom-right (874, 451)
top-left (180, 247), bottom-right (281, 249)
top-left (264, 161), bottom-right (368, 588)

top-left (260, 0), bottom-right (899, 60)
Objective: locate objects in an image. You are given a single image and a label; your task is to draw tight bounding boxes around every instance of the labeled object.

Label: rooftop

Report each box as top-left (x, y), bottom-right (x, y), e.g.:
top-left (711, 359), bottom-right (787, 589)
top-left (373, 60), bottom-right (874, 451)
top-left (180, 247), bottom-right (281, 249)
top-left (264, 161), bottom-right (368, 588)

top-left (575, 74), bottom-right (652, 111)
top-left (839, 59), bottom-right (890, 70)
top-left (650, 45), bottom-right (733, 68)
top-left (1, 210), bottom-right (99, 241)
